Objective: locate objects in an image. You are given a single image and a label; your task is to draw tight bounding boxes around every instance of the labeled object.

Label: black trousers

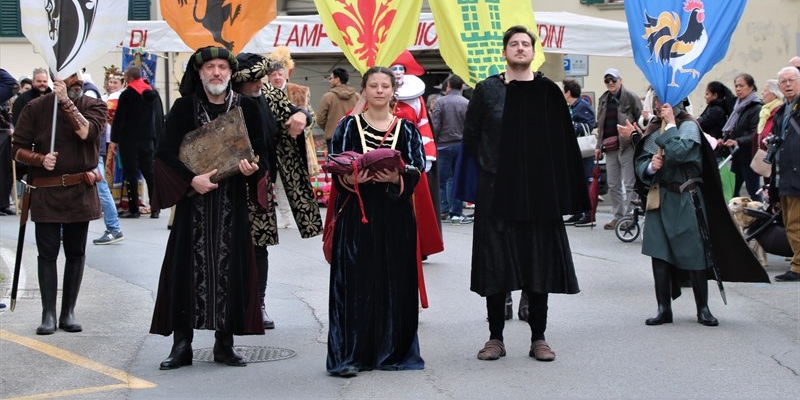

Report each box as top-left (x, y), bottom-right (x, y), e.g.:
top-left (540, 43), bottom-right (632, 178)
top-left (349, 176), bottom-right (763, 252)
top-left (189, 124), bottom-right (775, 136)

top-left (34, 221), bottom-right (89, 263)
top-left (119, 141), bottom-right (155, 209)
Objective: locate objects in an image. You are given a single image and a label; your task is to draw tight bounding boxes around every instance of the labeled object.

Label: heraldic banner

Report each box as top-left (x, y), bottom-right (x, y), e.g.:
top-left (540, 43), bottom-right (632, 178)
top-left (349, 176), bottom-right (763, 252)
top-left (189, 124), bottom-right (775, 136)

top-left (21, 0), bottom-right (129, 79)
top-left (122, 47), bottom-right (158, 85)
top-left (624, 0), bottom-right (747, 105)
top-left (428, 0), bottom-right (546, 88)
top-left (161, 0), bottom-right (277, 53)
top-left (313, 0), bottom-right (423, 74)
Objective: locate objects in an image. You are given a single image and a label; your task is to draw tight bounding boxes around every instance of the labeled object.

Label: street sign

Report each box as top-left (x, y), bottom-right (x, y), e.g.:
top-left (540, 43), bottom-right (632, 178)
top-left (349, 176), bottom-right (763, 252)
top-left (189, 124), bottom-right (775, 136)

top-left (564, 54), bottom-right (589, 76)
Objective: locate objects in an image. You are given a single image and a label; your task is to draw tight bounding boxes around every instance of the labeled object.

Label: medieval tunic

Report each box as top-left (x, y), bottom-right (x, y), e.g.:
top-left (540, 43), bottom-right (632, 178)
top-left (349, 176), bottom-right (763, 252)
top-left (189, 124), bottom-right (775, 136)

top-left (633, 114), bottom-right (769, 291)
top-left (12, 93), bottom-right (105, 222)
top-left (463, 74), bottom-right (589, 297)
top-left (326, 115), bottom-right (426, 374)
top-left (149, 91), bottom-right (269, 335)
top-left (635, 120), bottom-right (708, 270)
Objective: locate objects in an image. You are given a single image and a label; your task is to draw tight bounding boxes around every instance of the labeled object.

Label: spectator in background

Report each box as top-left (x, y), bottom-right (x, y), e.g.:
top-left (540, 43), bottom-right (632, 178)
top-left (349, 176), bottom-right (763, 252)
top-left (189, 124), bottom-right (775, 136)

top-left (431, 74), bottom-right (472, 225)
top-left (753, 79), bottom-right (783, 168)
top-left (93, 66), bottom-right (126, 245)
top-left (0, 68), bottom-right (17, 216)
top-left (594, 68), bottom-right (643, 230)
top-left (111, 66), bottom-right (162, 218)
top-left (697, 81), bottom-right (734, 159)
top-left (317, 67), bottom-right (359, 155)
top-left (562, 79), bottom-right (597, 227)
top-left (770, 66), bottom-right (800, 282)
top-left (720, 73), bottom-right (763, 200)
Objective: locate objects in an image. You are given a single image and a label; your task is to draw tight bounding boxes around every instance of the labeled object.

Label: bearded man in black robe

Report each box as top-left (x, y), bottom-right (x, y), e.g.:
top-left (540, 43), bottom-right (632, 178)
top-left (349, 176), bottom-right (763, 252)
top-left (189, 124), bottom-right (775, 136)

top-left (149, 47), bottom-right (269, 370)
top-left (463, 26), bottom-right (589, 362)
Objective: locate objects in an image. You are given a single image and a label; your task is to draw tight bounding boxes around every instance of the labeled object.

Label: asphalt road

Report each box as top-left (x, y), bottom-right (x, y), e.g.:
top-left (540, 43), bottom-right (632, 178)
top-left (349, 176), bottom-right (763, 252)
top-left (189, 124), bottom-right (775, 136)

top-left (1, 202), bottom-right (798, 399)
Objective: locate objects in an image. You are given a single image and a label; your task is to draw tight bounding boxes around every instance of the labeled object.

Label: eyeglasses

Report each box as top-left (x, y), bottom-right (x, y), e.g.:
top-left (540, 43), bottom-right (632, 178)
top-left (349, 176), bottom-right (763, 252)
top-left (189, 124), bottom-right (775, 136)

top-left (604, 77), bottom-right (618, 84)
top-left (779, 77), bottom-right (798, 86)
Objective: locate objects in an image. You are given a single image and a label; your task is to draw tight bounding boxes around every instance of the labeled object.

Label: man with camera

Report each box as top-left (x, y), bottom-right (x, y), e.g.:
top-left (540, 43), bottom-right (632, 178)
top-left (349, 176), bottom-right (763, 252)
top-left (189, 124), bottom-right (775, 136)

top-left (769, 66), bottom-right (800, 282)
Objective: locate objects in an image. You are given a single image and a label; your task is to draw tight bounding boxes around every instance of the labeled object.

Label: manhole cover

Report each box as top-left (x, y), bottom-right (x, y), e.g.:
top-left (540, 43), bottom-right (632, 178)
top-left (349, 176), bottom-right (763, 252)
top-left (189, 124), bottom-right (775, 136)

top-left (193, 346), bottom-right (296, 363)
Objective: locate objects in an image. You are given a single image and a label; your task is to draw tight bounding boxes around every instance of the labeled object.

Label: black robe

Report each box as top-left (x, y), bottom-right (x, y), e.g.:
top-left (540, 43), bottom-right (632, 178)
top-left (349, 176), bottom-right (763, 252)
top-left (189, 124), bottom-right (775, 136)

top-left (326, 115), bottom-right (426, 374)
top-left (149, 91), bottom-right (269, 335)
top-left (463, 73), bottom-right (590, 296)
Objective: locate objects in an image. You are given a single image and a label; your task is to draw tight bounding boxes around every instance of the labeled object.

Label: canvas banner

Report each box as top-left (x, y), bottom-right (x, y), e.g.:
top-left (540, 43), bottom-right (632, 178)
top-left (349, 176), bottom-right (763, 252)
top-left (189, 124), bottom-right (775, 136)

top-left (161, 0), bottom-right (277, 53)
top-left (428, 0), bottom-right (546, 87)
top-left (21, 0), bottom-right (129, 79)
top-left (313, 0), bottom-right (423, 73)
top-left (625, 0), bottom-right (747, 105)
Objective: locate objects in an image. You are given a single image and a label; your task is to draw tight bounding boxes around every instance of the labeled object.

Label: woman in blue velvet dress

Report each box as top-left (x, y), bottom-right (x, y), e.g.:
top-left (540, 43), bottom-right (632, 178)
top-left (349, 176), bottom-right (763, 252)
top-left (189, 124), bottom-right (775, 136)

top-left (326, 67), bottom-right (426, 377)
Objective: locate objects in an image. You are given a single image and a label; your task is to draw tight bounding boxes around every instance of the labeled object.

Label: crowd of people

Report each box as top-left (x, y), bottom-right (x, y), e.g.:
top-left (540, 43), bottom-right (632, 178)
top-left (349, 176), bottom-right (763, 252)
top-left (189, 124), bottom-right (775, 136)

top-left (1, 30), bottom-right (798, 377)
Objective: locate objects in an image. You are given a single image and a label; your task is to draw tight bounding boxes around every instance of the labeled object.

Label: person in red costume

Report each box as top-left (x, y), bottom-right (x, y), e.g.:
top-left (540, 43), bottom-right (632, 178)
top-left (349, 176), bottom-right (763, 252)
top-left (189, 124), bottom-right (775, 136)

top-left (388, 51), bottom-right (443, 261)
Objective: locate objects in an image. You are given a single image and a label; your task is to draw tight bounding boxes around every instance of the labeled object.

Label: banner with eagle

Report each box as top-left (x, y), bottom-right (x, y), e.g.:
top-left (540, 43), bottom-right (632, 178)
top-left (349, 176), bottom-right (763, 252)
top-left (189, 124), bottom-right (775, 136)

top-left (624, 0), bottom-right (748, 106)
top-left (313, 0), bottom-right (423, 74)
top-left (428, 0), bottom-right (545, 88)
top-left (20, 0), bottom-right (129, 79)
top-left (161, 0), bottom-right (277, 53)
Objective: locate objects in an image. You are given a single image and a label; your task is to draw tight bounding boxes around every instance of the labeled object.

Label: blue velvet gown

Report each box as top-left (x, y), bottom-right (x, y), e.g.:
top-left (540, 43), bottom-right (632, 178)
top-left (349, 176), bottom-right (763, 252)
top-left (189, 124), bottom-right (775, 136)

top-left (326, 114), bottom-right (426, 375)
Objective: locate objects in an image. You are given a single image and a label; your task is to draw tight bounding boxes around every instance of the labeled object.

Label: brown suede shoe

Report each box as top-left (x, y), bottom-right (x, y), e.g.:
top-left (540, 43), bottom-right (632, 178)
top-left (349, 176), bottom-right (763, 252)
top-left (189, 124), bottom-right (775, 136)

top-left (530, 340), bottom-right (556, 361)
top-left (477, 339), bottom-right (506, 360)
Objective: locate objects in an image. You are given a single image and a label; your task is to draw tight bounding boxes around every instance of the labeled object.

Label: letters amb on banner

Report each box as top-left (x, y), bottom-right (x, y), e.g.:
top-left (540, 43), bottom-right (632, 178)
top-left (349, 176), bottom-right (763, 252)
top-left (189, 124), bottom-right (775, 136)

top-left (160, 0), bottom-right (277, 53)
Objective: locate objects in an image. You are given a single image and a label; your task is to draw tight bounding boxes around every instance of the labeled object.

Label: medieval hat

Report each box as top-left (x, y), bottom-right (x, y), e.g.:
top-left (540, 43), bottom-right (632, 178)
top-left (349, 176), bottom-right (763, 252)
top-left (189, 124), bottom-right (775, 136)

top-left (232, 52), bottom-right (269, 83)
top-left (179, 46), bottom-right (238, 96)
top-left (390, 50), bottom-right (425, 76)
top-left (265, 46), bottom-right (295, 76)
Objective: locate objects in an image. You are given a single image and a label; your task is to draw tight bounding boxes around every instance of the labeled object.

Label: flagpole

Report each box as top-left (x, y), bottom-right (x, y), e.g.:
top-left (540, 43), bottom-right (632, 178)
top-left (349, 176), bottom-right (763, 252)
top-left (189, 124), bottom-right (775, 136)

top-left (50, 92), bottom-right (57, 154)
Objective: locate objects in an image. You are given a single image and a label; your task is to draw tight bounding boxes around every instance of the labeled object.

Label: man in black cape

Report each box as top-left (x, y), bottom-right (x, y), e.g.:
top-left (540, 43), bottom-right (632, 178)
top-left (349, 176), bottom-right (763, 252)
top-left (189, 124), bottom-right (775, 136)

top-left (149, 46), bottom-right (269, 370)
top-left (463, 26), bottom-right (589, 362)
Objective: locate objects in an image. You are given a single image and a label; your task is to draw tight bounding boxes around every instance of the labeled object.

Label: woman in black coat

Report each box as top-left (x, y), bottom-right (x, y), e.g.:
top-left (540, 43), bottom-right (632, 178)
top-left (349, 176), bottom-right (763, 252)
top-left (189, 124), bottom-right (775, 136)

top-left (720, 74), bottom-right (763, 200)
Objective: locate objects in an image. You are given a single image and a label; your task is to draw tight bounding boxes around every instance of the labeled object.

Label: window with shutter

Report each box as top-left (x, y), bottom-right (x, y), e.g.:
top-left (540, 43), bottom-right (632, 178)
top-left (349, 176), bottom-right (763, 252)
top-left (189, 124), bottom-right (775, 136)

top-left (0, 0), bottom-right (22, 37)
top-left (129, 0), bottom-right (151, 21)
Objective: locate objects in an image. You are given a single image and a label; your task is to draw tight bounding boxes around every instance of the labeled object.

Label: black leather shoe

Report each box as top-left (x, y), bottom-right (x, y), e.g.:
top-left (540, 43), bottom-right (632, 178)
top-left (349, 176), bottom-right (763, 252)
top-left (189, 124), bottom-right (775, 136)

top-left (0, 206), bottom-right (15, 216)
top-left (118, 211), bottom-right (140, 219)
top-left (150, 210), bottom-right (160, 219)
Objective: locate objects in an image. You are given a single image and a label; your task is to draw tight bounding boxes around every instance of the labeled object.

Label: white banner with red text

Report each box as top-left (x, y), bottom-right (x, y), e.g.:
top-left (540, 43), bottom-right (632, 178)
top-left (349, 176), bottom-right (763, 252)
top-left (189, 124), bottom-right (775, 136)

top-left (123, 12), bottom-right (631, 57)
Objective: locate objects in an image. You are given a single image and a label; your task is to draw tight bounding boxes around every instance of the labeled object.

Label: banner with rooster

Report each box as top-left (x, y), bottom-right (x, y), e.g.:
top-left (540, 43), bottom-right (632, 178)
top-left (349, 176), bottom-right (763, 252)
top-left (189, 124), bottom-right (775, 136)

top-left (428, 0), bottom-right (545, 88)
top-left (161, 0), bottom-right (277, 53)
top-left (312, 0), bottom-right (423, 74)
top-left (20, 0), bottom-right (129, 79)
top-left (624, 0), bottom-right (747, 106)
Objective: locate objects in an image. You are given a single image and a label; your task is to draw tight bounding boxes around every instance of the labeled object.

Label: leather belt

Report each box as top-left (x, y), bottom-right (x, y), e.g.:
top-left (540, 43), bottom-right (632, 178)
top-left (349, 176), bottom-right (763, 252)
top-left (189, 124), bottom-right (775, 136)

top-left (666, 182), bottom-right (697, 193)
top-left (32, 172), bottom-right (86, 188)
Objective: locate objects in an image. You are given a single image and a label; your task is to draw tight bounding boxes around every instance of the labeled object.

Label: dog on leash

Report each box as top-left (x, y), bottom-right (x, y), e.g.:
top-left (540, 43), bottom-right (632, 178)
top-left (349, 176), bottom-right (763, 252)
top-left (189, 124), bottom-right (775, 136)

top-left (727, 196), bottom-right (768, 266)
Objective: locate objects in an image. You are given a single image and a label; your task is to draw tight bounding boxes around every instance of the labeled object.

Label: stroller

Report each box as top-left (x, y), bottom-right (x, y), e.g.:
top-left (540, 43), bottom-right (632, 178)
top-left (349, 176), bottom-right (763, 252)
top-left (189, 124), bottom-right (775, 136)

top-left (743, 207), bottom-right (793, 258)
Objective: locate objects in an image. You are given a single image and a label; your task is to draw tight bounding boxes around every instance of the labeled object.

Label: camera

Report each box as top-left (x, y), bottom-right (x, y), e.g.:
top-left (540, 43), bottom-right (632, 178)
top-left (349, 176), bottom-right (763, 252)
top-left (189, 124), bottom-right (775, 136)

top-left (763, 135), bottom-right (783, 164)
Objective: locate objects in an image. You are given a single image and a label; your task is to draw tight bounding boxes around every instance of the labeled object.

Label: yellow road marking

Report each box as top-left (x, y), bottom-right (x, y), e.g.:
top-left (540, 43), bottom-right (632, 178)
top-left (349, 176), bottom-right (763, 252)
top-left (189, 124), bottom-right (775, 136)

top-left (0, 329), bottom-right (156, 399)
